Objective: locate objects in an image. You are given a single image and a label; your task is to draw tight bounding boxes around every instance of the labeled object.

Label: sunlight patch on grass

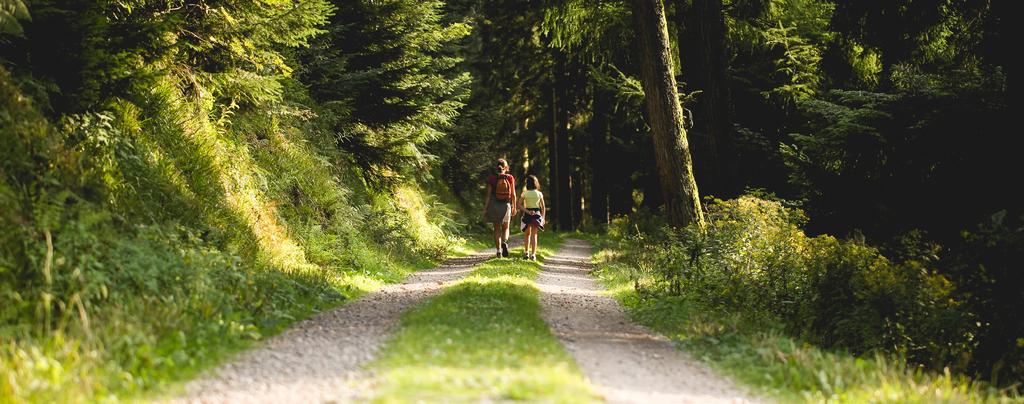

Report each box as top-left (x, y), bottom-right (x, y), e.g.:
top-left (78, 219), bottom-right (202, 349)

top-left (375, 365), bottom-right (591, 403)
top-left (449, 235), bottom-right (491, 257)
top-left (368, 234), bottom-right (598, 403)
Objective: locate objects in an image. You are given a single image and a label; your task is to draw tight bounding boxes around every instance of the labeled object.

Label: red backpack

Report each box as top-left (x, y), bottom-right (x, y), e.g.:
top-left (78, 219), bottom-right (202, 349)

top-left (494, 174), bottom-right (513, 201)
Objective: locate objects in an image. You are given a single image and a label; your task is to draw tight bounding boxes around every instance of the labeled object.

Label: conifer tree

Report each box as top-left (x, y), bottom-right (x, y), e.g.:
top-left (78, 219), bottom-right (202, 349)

top-left (298, 0), bottom-right (471, 186)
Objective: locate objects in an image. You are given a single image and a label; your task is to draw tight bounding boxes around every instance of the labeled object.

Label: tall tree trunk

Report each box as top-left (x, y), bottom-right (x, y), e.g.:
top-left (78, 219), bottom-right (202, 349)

top-left (552, 50), bottom-right (573, 231)
top-left (629, 0), bottom-right (705, 228)
top-left (588, 89), bottom-right (612, 225)
top-left (677, 0), bottom-right (736, 198)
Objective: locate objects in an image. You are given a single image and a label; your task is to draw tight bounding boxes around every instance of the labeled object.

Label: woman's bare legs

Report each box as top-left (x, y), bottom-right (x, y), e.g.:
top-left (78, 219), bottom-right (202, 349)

top-left (493, 221), bottom-right (511, 256)
top-left (493, 222), bottom-right (500, 251)
top-left (492, 222), bottom-right (503, 252)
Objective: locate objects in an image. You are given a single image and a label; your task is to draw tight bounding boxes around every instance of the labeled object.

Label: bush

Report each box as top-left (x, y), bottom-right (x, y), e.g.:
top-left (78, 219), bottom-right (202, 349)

top-left (612, 195), bottom-right (968, 371)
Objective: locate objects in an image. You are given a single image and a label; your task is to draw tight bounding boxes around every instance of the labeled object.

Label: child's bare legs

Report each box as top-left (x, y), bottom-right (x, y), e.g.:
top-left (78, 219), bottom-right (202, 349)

top-left (529, 223), bottom-right (540, 256)
top-left (523, 225), bottom-right (532, 256)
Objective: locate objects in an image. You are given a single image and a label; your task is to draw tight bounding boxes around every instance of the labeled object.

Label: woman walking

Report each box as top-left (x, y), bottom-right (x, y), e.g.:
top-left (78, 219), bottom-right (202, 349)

top-left (518, 175), bottom-right (545, 260)
top-left (483, 159), bottom-right (517, 257)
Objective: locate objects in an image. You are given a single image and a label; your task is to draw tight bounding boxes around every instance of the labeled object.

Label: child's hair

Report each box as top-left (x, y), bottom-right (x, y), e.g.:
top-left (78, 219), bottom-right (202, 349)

top-left (525, 175), bottom-right (540, 191)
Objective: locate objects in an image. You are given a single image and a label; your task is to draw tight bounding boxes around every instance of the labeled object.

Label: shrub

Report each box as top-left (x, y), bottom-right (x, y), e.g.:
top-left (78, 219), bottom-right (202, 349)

top-left (613, 195), bottom-right (968, 372)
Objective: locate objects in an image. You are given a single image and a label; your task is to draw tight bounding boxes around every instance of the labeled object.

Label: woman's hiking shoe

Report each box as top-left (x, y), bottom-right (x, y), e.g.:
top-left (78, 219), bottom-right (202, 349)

top-left (496, 251), bottom-right (502, 258)
top-left (501, 241), bottom-right (509, 257)
top-left (530, 254), bottom-right (537, 261)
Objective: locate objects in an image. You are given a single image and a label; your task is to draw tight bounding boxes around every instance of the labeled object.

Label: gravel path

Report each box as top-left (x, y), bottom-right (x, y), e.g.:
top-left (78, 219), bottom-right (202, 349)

top-left (168, 243), bottom-right (512, 404)
top-left (537, 239), bottom-right (757, 404)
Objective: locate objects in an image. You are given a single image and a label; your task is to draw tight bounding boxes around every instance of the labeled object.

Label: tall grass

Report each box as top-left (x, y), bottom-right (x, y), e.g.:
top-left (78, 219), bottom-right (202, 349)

top-left (0, 65), bottom-right (467, 402)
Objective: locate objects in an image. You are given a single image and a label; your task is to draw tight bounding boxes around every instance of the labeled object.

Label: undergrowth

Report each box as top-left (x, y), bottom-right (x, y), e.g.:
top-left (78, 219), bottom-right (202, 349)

top-left (595, 263), bottom-right (1018, 402)
top-left (0, 65), bottom-right (472, 402)
top-left (585, 196), bottom-right (1022, 402)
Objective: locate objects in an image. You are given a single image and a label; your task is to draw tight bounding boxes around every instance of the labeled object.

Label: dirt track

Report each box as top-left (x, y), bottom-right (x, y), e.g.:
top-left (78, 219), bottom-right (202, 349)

top-left (167, 250), bottom-right (497, 403)
top-left (169, 238), bottom-right (757, 403)
top-left (537, 239), bottom-right (756, 403)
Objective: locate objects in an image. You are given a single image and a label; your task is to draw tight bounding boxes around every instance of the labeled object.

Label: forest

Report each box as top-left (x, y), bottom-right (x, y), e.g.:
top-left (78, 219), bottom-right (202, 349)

top-left (1, 0), bottom-right (1019, 402)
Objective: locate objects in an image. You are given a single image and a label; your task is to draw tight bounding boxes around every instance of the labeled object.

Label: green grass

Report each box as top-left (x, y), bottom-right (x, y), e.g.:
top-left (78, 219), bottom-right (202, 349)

top-left (589, 243), bottom-right (1022, 403)
top-left (368, 233), bottom-right (599, 403)
top-left (448, 228), bottom-right (495, 257)
top-left (0, 67), bottom-right (474, 403)
top-left (0, 233), bottom-right (448, 404)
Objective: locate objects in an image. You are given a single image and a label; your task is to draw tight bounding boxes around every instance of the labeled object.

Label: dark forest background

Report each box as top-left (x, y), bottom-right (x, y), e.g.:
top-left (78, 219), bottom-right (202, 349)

top-left (439, 0), bottom-right (1021, 386)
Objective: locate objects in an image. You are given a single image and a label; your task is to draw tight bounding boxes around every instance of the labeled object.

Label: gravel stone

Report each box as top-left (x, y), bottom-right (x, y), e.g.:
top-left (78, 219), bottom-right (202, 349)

top-left (168, 238), bottom-right (758, 404)
top-left (166, 246), bottom-right (505, 404)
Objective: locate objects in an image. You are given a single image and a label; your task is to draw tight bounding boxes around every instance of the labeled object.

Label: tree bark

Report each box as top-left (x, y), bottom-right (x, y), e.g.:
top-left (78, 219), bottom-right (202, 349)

top-left (629, 0), bottom-right (705, 228)
top-left (677, 0), bottom-right (736, 198)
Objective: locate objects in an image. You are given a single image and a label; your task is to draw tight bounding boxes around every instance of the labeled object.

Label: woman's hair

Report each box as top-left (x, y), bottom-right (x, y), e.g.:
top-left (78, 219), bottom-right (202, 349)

top-left (525, 175), bottom-right (540, 191)
top-left (497, 158), bottom-right (509, 169)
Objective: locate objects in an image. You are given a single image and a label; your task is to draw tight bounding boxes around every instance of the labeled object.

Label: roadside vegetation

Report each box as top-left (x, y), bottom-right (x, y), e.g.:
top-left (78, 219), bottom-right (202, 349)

top-left (588, 197), bottom-right (1022, 402)
top-left (1, 1), bottom-right (471, 402)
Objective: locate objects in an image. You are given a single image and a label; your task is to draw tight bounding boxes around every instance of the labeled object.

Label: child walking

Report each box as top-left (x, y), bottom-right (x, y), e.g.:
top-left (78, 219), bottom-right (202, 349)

top-left (483, 159), bottom-right (517, 257)
top-left (518, 175), bottom-right (545, 260)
